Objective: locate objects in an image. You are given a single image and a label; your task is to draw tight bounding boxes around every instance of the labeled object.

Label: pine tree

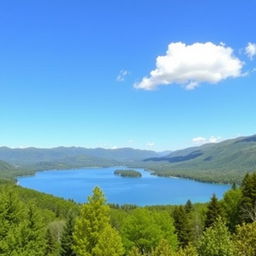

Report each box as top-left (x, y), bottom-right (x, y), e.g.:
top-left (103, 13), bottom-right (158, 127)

top-left (198, 218), bottom-right (234, 256)
top-left (60, 213), bottom-right (76, 256)
top-left (172, 206), bottom-right (191, 247)
top-left (238, 172), bottom-right (256, 223)
top-left (45, 228), bottom-right (57, 256)
top-left (73, 187), bottom-right (124, 256)
top-left (204, 194), bottom-right (223, 228)
top-left (185, 200), bottom-right (193, 213)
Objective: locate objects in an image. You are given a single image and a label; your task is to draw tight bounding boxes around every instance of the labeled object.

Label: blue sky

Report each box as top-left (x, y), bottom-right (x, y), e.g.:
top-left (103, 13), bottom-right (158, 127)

top-left (1, 0), bottom-right (256, 151)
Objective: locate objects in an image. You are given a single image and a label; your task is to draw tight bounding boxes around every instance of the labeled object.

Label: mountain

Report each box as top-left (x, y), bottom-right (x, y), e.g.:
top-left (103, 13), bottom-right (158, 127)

top-left (0, 146), bottom-right (159, 166)
top-left (0, 160), bottom-right (34, 181)
top-left (142, 134), bottom-right (256, 183)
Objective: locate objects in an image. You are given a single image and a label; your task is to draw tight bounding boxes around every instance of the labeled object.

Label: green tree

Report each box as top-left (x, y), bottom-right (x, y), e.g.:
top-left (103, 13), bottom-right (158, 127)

top-left (184, 200), bottom-right (193, 213)
top-left (45, 228), bottom-right (57, 256)
top-left (60, 213), bottom-right (76, 256)
top-left (205, 194), bottom-right (223, 228)
top-left (222, 188), bottom-right (242, 232)
top-left (176, 244), bottom-right (198, 256)
top-left (233, 222), bottom-right (256, 256)
top-left (238, 173), bottom-right (256, 223)
top-left (172, 206), bottom-right (191, 247)
top-left (121, 208), bottom-right (177, 254)
top-left (92, 224), bottom-right (124, 256)
top-left (73, 187), bottom-right (123, 256)
top-left (127, 247), bottom-right (143, 256)
top-left (198, 218), bottom-right (234, 256)
top-left (151, 239), bottom-right (175, 256)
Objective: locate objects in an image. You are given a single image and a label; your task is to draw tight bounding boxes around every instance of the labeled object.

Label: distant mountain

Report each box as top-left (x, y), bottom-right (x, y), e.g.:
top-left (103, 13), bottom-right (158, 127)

top-left (142, 134), bottom-right (256, 183)
top-left (0, 146), bottom-right (159, 166)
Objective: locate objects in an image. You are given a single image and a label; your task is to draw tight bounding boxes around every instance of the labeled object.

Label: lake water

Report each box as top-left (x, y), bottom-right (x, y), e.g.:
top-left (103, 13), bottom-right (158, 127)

top-left (17, 167), bottom-right (230, 206)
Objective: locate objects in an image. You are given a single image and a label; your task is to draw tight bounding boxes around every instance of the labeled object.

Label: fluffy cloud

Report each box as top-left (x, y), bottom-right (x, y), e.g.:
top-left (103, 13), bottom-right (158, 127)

top-left (134, 42), bottom-right (244, 90)
top-left (192, 136), bottom-right (221, 145)
top-left (245, 42), bottom-right (256, 59)
top-left (116, 69), bottom-right (129, 82)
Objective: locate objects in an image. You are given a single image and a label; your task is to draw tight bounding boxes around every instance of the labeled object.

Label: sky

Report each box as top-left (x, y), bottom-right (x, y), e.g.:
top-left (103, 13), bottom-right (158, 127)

top-left (0, 0), bottom-right (256, 151)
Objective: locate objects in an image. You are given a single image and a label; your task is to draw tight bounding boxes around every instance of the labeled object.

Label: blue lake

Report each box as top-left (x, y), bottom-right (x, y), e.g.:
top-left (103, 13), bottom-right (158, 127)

top-left (17, 167), bottom-right (230, 206)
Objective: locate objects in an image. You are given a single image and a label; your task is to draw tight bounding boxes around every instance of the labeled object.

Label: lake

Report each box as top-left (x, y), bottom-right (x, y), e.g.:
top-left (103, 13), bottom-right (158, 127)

top-left (17, 167), bottom-right (230, 206)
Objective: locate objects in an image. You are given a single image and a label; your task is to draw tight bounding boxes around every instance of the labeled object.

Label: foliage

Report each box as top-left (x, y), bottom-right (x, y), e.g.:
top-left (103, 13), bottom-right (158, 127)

top-left (198, 218), bottom-right (234, 256)
top-left (172, 206), bottom-right (191, 247)
top-left (222, 187), bottom-right (242, 231)
top-left (114, 169), bottom-right (142, 178)
top-left (205, 194), bottom-right (223, 228)
top-left (233, 222), bottom-right (256, 256)
top-left (121, 208), bottom-right (177, 253)
top-left (73, 187), bottom-right (123, 256)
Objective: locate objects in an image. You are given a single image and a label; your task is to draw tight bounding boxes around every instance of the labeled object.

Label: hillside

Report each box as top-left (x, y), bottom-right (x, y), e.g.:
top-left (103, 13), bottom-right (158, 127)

top-left (0, 146), bottom-right (158, 165)
top-left (142, 134), bottom-right (256, 183)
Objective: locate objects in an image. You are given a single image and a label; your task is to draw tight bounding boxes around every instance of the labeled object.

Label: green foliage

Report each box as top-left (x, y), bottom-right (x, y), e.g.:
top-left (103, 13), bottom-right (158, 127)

top-left (205, 194), bottom-right (223, 228)
top-left (92, 224), bottom-right (124, 256)
top-left (73, 187), bottom-right (123, 256)
top-left (238, 172), bottom-right (256, 223)
top-left (222, 188), bottom-right (242, 232)
top-left (198, 218), bottom-right (234, 256)
top-left (233, 222), bottom-right (256, 256)
top-left (176, 244), bottom-right (198, 256)
top-left (172, 206), bottom-right (191, 247)
top-left (121, 208), bottom-right (177, 253)
top-left (0, 189), bottom-right (47, 256)
top-left (151, 239), bottom-right (175, 256)
top-left (127, 247), bottom-right (143, 256)
top-left (60, 213), bottom-right (76, 256)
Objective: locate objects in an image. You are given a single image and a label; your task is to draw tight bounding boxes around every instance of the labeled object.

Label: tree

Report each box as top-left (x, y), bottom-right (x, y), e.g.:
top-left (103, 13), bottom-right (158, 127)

top-left (127, 247), bottom-right (143, 256)
top-left (121, 208), bottom-right (177, 254)
top-left (238, 173), bottom-right (256, 223)
top-left (204, 194), bottom-right (223, 228)
top-left (151, 239), bottom-right (175, 256)
top-left (45, 228), bottom-right (57, 256)
top-left (176, 244), bottom-right (198, 256)
top-left (233, 222), bottom-right (256, 256)
top-left (92, 224), bottom-right (124, 256)
top-left (198, 218), bottom-right (234, 256)
top-left (73, 187), bottom-right (123, 256)
top-left (222, 188), bottom-right (242, 232)
top-left (185, 200), bottom-right (193, 213)
top-left (60, 213), bottom-right (76, 256)
top-left (172, 206), bottom-right (191, 247)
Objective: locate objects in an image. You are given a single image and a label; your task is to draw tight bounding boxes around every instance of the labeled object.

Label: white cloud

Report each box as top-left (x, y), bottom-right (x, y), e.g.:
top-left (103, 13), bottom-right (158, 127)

top-left (192, 136), bottom-right (221, 145)
top-left (116, 70), bottom-right (129, 82)
top-left (134, 42), bottom-right (244, 90)
top-left (245, 42), bottom-right (256, 59)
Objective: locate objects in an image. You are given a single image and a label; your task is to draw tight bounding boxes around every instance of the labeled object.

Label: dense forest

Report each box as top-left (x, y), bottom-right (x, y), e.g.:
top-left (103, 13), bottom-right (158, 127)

top-left (0, 172), bottom-right (255, 255)
top-left (114, 169), bottom-right (142, 178)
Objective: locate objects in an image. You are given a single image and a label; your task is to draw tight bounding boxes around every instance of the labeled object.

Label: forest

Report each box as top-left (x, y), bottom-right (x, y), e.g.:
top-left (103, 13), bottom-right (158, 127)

top-left (0, 172), bottom-right (255, 256)
top-left (114, 169), bottom-right (142, 178)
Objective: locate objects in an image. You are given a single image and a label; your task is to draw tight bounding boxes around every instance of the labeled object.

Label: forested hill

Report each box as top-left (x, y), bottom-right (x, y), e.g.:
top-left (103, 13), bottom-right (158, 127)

top-left (0, 146), bottom-right (158, 165)
top-left (142, 134), bottom-right (256, 183)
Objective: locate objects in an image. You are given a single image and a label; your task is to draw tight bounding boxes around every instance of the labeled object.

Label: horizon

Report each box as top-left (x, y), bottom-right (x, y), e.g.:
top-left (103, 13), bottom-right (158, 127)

top-left (1, 132), bottom-right (255, 152)
top-left (1, 1), bottom-right (256, 151)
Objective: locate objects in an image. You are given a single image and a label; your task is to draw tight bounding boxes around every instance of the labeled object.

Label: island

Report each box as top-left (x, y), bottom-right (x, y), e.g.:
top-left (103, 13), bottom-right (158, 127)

top-left (114, 169), bottom-right (142, 178)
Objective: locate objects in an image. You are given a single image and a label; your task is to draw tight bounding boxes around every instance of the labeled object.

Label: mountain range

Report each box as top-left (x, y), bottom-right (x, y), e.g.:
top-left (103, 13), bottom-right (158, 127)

top-left (1, 134), bottom-right (256, 183)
